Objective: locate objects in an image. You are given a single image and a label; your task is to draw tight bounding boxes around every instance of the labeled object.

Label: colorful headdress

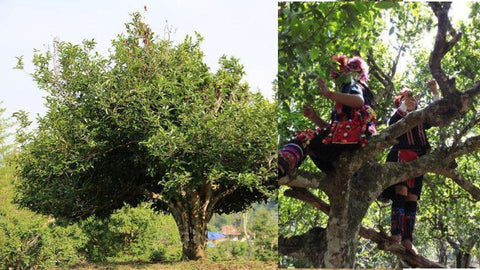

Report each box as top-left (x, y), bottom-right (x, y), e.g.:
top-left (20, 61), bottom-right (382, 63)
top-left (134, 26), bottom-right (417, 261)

top-left (394, 88), bottom-right (415, 108)
top-left (329, 55), bottom-right (369, 83)
top-left (347, 56), bottom-right (369, 83)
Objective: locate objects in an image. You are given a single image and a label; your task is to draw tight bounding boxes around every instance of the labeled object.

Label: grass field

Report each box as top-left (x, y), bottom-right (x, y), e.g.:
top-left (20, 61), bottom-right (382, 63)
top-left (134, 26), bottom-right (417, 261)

top-left (65, 260), bottom-right (278, 270)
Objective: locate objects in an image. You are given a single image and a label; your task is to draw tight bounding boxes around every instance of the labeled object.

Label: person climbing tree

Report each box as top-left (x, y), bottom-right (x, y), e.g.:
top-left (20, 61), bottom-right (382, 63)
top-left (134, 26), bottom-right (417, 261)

top-left (278, 55), bottom-right (376, 177)
top-left (381, 79), bottom-right (440, 255)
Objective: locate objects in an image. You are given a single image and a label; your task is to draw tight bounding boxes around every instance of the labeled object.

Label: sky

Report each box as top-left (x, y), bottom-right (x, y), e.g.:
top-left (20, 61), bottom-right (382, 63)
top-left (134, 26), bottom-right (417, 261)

top-left (393, 1), bottom-right (471, 76)
top-left (0, 0), bottom-right (277, 130)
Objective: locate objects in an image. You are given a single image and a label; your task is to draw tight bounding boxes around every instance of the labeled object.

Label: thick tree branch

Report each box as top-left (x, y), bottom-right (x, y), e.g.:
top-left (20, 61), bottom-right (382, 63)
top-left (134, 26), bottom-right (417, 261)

top-left (279, 227), bottom-right (327, 268)
top-left (451, 135), bottom-right (480, 158)
top-left (278, 170), bottom-right (329, 190)
top-left (283, 187), bottom-right (445, 268)
top-left (208, 184), bottom-right (238, 214)
top-left (429, 2), bottom-right (462, 96)
top-left (366, 133), bottom-right (480, 192)
top-left (436, 169), bottom-right (480, 202)
top-left (347, 89), bottom-right (479, 174)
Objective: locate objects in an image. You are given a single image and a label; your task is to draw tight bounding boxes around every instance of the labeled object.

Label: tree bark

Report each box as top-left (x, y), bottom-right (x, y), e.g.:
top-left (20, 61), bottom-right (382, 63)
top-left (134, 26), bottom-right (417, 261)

top-left (438, 240), bottom-right (448, 266)
top-left (281, 187), bottom-right (446, 268)
top-left (168, 187), bottom-right (212, 260)
top-left (323, 174), bottom-right (372, 268)
top-left (279, 227), bottom-right (327, 268)
top-left (456, 252), bottom-right (471, 268)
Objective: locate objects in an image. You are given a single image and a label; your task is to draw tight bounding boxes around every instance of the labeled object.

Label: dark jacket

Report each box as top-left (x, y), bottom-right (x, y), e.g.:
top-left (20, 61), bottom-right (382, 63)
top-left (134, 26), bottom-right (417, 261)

top-left (388, 109), bottom-right (431, 156)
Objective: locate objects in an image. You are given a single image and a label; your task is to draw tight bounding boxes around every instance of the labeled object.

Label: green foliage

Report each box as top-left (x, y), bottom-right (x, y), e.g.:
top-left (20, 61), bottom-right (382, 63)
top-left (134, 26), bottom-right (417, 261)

top-left (207, 241), bottom-right (250, 261)
top-left (81, 203), bottom-right (181, 263)
top-left (250, 205), bottom-right (277, 261)
top-left (14, 12), bottom-right (276, 222)
top-left (0, 156), bottom-right (87, 269)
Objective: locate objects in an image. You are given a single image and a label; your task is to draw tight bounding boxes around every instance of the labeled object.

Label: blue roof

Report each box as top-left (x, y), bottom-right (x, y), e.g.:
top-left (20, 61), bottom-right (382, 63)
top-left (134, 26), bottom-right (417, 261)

top-left (208, 231), bottom-right (226, 240)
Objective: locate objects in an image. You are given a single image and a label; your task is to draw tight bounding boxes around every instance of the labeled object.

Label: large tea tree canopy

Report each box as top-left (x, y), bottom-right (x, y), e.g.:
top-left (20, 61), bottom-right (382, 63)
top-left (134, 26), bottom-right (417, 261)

top-left (14, 13), bottom-right (276, 246)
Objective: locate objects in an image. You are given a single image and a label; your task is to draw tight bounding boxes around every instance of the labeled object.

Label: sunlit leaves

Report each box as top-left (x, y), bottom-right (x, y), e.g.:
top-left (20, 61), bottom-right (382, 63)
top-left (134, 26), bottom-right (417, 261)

top-left (14, 13), bottom-right (276, 220)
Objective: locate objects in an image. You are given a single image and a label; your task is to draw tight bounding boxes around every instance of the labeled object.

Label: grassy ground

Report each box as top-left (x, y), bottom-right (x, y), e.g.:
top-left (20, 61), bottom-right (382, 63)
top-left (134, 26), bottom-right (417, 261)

top-left (66, 260), bottom-right (277, 270)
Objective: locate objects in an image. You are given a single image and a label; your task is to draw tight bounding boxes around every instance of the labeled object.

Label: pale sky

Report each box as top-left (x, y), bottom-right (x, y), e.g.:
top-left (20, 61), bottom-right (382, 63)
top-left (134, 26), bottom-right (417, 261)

top-left (389, 2), bottom-right (470, 77)
top-left (0, 0), bottom-right (277, 130)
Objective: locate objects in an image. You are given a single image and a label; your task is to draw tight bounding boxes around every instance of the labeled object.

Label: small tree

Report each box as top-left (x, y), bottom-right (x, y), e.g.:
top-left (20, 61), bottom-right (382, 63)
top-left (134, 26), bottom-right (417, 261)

top-left (13, 13), bottom-right (276, 260)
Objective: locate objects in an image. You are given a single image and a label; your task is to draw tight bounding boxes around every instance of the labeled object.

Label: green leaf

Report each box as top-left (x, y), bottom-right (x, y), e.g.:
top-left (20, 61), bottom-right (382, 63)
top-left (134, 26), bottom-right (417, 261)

top-left (375, 2), bottom-right (397, 10)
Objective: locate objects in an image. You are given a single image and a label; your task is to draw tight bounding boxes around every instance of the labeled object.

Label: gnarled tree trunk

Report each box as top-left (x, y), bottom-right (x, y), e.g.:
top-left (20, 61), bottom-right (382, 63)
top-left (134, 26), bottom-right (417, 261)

top-left (323, 172), bottom-right (375, 267)
top-left (168, 187), bottom-right (212, 260)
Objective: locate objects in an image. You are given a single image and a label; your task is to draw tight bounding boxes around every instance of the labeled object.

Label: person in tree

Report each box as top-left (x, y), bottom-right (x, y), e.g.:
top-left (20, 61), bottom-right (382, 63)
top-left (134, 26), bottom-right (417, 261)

top-left (381, 79), bottom-right (440, 255)
top-left (278, 55), bottom-right (376, 177)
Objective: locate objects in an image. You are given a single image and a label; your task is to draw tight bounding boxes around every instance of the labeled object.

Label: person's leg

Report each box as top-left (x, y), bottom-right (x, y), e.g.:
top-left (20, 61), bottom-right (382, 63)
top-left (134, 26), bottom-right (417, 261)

top-left (278, 130), bottom-right (316, 178)
top-left (391, 184), bottom-right (407, 243)
top-left (402, 192), bottom-right (418, 255)
top-left (401, 175), bottom-right (423, 255)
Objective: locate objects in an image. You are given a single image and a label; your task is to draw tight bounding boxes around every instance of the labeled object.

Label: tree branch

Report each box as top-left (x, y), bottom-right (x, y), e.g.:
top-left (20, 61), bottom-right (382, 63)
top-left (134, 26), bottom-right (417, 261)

top-left (451, 135), bottom-right (480, 158)
top-left (205, 184), bottom-right (238, 220)
top-left (278, 170), bottom-right (329, 190)
top-left (437, 169), bottom-right (480, 202)
top-left (283, 187), bottom-right (445, 268)
top-left (279, 227), bottom-right (327, 268)
top-left (428, 2), bottom-right (462, 96)
top-left (450, 110), bottom-right (480, 149)
top-left (347, 89), bottom-right (480, 173)
top-left (367, 49), bottom-right (395, 104)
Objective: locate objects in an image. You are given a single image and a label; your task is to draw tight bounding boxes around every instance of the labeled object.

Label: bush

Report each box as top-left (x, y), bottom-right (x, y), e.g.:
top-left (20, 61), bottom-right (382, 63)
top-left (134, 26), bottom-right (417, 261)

top-left (81, 203), bottom-right (181, 263)
top-left (0, 160), bottom-right (87, 269)
top-left (207, 240), bottom-right (250, 261)
top-left (0, 214), bottom-right (87, 269)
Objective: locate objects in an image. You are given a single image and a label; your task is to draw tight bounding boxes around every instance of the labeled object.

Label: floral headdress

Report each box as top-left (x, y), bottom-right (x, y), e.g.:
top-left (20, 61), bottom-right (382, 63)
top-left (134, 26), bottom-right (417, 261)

top-left (329, 55), bottom-right (369, 83)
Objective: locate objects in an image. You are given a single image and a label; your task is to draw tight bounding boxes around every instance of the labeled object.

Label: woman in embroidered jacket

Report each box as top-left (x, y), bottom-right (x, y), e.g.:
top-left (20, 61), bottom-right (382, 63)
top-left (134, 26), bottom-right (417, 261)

top-left (278, 55), bottom-right (376, 177)
top-left (382, 79), bottom-right (439, 255)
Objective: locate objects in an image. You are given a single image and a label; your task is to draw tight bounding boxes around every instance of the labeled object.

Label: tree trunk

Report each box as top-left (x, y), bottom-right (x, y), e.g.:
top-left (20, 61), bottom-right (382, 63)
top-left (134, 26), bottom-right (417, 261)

top-left (324, 194), bottom-right (370, 267)
top-left (456, 251), bottom-right (471, 268)
top-left (168, 187), bottom-right (212, 260)
top-left (242, 212), bottom-right (253, 258)
top-left (438, 240), bottom-right (448, 265)
top-left (322, 172), bottom-right (373, 268)
top-left (178, 219), bottom-right (207, 260)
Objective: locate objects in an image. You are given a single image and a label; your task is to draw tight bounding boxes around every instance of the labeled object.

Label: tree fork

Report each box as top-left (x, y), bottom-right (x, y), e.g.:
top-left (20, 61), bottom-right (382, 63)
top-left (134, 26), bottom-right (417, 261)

top-left (282, 187), bottom-right (446, 268)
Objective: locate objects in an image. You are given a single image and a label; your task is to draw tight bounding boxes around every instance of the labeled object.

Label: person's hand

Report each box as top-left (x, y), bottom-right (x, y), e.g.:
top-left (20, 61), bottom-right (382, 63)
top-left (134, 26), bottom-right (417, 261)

top-left (427, 79), bottom-right (438, 95)
top-left (303, 103), bottom-right (315, 119)
top-left (316, 78), bottom-right (331, 98)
